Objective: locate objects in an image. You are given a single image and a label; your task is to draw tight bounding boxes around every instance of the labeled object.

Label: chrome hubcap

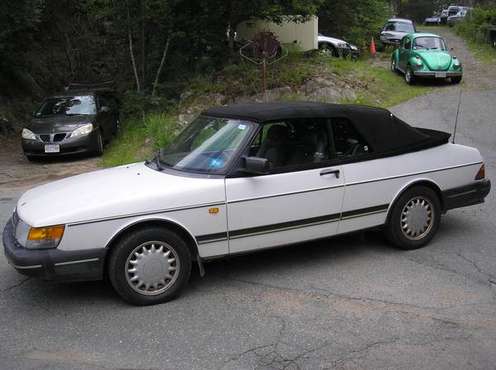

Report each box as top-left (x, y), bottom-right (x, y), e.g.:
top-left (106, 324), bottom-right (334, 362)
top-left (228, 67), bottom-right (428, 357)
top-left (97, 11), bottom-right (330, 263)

top-left (405, 70), bottom-right (411, 82)
top-left (125, 241), bottom-right (180, 296)
top-left (400, 197), bottom-right (434, 240)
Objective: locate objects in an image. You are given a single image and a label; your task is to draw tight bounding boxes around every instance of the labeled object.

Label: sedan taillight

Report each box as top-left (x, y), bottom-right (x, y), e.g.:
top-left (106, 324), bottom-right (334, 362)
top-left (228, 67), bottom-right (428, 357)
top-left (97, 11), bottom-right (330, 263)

top-left (475, 164), bottom-right (485, 180)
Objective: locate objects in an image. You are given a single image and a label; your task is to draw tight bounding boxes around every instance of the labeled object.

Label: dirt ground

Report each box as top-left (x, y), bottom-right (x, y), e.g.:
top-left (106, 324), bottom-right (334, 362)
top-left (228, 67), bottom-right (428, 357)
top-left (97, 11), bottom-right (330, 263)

top-left (0, 137), bottom-right (99, 191)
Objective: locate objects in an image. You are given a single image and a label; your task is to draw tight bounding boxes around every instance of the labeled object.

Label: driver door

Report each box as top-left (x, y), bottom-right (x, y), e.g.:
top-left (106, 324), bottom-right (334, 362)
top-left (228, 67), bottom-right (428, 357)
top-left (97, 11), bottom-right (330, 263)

top-left (225, 119), bottom-right (345, 254)
top-left (398, 36), bottom-right (411, 72)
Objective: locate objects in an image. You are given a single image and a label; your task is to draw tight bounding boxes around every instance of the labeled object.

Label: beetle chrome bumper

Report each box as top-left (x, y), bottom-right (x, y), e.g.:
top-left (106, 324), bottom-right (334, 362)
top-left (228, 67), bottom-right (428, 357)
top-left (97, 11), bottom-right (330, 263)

top-left (413, 71), bottom-right (462, 77)
top-left (3, 219), bottom-right (106, 281)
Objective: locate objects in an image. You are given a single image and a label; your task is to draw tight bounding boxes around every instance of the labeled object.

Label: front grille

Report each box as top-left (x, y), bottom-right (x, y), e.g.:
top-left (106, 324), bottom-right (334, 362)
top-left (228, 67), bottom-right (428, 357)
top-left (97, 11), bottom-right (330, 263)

top-left (53, 133), bottom-right (67, 142)
top-left (38, 133), bottom-right (68, 142)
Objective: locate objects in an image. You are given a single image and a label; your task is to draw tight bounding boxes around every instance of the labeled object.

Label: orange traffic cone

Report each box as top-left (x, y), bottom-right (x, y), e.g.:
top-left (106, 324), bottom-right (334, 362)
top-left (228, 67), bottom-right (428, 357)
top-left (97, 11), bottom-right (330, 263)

top-left (370, 37), bottom-right (377, 57)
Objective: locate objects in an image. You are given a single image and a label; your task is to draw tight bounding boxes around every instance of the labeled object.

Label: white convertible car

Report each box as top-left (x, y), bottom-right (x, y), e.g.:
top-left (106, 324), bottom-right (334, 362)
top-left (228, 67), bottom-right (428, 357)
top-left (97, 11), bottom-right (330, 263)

top-left (3, 102), bottom-right (491, 305)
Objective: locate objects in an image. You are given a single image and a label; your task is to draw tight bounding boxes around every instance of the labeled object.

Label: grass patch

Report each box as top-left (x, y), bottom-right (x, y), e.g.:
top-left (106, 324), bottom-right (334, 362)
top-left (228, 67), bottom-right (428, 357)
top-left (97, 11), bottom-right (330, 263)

top-left (327, 58), bottom-right (432, 107)
top-left (100, 113), bottom-right (179, 168)
top-left (462, 37), bottom-right (496, 64)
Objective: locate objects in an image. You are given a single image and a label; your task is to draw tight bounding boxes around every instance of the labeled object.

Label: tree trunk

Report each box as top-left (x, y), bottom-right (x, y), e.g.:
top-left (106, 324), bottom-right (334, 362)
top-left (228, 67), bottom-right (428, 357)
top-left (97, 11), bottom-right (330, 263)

top-left (152, 35), bottom-right (172, 97)
top-left (127, 2), bottom-right (141, 92)
top-left (140, 0), bottom-right (146, 91)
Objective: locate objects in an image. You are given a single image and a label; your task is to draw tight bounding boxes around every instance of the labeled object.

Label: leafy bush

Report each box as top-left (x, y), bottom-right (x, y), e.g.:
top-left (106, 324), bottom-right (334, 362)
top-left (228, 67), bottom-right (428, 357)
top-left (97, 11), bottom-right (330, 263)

top-left (455, 7), bottom-right (496, 44)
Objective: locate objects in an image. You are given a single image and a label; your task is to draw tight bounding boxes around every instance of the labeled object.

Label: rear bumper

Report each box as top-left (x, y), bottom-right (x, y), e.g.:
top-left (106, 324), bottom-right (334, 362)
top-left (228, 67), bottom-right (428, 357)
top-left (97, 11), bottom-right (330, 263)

top-left (413, 70), bottom-right (462, 78)
top-left (443, 180), bottom-right (491, 211)
top-left (22, 130), bottom-right (99, 157)
top-left (3, 219), bottom-right (106, 281)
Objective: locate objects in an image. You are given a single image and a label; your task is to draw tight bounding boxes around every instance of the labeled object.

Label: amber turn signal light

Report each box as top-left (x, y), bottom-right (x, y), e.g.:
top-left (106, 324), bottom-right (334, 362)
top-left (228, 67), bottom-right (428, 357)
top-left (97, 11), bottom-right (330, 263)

top-left (28, 225), bottom-right (65, 241)
top-left (475, 164), bottom-right (485, 180)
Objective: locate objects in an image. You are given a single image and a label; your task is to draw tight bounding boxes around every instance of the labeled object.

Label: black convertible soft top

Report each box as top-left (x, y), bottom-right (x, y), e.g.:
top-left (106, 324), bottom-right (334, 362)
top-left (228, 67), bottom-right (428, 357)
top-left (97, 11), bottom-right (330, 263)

top-left (204, 102), bottom-right (450, 155)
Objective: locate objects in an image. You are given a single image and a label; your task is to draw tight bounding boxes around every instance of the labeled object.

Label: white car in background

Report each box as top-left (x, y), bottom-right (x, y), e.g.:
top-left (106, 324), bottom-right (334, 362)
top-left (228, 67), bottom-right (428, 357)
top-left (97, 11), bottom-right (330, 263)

top-left (380, 18), bottom-right (416, 46)
top-left (318, 34), bottom-right (360, 58)
top-left (3, 102), bottom-right (491, 306)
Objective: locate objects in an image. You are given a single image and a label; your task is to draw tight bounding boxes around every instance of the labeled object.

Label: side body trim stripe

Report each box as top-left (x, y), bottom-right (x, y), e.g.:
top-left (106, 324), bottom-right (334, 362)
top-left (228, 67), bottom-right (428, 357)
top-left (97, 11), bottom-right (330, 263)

top-left (195, 204), bottom-right (389, 244)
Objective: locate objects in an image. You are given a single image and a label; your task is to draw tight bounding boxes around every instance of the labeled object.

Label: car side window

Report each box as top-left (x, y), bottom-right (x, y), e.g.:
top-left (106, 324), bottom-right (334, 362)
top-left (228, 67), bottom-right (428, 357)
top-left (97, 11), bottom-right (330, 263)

top-left (253, 119), bottom-right (333, 170)
top-left (331, 118), bottom-right (371, 158)
top-left (404, 38), bottom-right (412, 50)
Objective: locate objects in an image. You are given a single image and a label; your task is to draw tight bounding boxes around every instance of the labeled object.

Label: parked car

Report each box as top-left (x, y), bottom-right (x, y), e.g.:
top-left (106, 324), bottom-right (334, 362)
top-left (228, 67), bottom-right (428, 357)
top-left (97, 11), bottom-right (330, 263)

top-left (380, 18), bottom-right (416, 46)
top-left (4, 102), bottom-right (490, 305)
top-left (21, 85), bottom-right (120, 160)
top-left (424, 15), bottom-right (441, 26)
top-left (440, 9), bottom-right (449, 24)
top-left (318, 33), bottom-right (360, 59)
top-left (448, 7), bottom-right (471, 27)
top-left (391, 33), bottom-right (463, 84)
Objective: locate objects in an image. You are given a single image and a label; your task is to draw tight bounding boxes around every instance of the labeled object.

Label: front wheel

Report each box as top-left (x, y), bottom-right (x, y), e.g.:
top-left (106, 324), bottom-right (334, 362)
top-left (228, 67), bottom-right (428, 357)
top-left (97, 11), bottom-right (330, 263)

top-left (405, 67), bottom-right (416, 85)
top-left (391, 58), bottom-right (398, 73)
top-left (94, 130), bottom-right (104, 156)
top-left (108, 227), bottom-right (192, 305)
top-left (385, 186), bottom-right (441, 250)
top-left (451, 76), bottom-right (462, 84)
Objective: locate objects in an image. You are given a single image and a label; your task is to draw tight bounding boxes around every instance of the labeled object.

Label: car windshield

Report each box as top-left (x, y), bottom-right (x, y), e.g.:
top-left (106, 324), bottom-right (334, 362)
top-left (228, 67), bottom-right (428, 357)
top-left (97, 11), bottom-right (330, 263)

top-left (35, 95), bottom-right (97, 117)
top-left (158, 116), bottom-right (255, 174)
top-left (384, 22), bottom-right (415, 33)
top-left (413, 37), bottom-right (447, 50)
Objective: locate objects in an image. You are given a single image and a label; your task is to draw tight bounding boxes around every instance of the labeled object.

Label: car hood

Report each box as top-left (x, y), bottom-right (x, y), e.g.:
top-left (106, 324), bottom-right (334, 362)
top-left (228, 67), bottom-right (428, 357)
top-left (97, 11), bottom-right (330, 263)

top-left (28, 115), bottom-right (96, 134)
top-left (381, 31), bottom-right (408, 39)
top-left (318, 35), bottom-right (358, 50)
top-left (16, 162), bottom-right (225, 227)
top-left (415, 50), bottom-right (453, 71)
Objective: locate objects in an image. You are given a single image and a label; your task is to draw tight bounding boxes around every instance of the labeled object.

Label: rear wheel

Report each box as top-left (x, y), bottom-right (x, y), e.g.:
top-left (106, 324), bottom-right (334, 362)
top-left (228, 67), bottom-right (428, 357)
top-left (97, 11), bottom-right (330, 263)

top-left (385, 186), bottom-right (441, 250)
top-left (108, 227), bottom-right (192, 305)
top-left (405, 67), bottom-right (415, 85)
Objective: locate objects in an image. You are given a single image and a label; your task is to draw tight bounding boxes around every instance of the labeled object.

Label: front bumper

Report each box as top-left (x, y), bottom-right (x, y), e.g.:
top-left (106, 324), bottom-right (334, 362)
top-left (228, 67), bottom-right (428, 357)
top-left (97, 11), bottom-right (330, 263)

top-left (413, 70), bottom-right (462, 78)
top-left (443, 180), bottom-right (491, 211)
top-left (3, 219), bottom-right (106, 281)
top-left (22, 130), bottom-right (99, 157)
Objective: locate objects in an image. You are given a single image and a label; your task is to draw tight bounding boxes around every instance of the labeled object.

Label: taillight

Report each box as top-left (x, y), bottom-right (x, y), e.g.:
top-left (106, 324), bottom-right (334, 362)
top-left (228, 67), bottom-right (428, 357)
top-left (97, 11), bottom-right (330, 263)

top-left (475, 164), bottom-right (485, 180)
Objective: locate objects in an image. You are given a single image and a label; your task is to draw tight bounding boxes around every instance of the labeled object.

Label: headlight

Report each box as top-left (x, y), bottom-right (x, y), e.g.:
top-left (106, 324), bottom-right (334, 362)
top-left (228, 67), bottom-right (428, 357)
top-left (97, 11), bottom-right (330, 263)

top-left (414, 56), bottom-right (423, 65)
top-left (70, 123), bottom-right (93, 138)
top-left (22, 128), bottom-right (37, 140)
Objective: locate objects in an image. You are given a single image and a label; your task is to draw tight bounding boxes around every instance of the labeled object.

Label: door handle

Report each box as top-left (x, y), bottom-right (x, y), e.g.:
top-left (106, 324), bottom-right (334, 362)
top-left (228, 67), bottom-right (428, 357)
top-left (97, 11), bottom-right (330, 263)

top-left (320, 168), bottom-right (340, 178)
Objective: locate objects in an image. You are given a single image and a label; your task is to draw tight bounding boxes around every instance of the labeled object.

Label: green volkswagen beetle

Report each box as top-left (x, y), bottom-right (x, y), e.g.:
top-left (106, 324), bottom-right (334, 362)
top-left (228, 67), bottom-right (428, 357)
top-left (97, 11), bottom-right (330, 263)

top-left (391, 33), bottom-right (462, 85)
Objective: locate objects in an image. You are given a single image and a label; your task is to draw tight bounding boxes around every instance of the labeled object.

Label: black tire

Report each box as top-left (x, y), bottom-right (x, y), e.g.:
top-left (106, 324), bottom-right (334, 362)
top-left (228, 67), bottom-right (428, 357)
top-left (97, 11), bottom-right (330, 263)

top-left (385, 186), bottom-right (441, 250)
top-left (319, 43), bottom-right (338, 57)
top-left (405, 67), bottom-right (416, 85)
top-left (108, 227), bottom-right (192, 306)
top-left (451, 76), bottom-right (462, 84)
top-left (94, 130), bottom-right (104, 156)
top-left (391, 58), bottom-right (398, 74)
top-left (25, 155), bottom-right (36, 162)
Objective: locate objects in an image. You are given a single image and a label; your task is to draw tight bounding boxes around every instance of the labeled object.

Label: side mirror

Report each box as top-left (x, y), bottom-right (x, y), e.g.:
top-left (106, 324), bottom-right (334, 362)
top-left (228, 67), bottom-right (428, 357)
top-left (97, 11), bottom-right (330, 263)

top-left (242, 156), bottom-right (269, 175)
top-left (100, 106), bottom-right (111, 113)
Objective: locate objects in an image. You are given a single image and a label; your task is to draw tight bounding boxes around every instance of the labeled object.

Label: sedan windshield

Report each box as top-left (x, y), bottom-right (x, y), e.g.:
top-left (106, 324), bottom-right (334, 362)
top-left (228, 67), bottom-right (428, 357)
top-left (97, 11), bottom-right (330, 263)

top-left (384, 22), bottom-right (415, 33)
top-left (35, 95), bottom-right (97, 117)
top-left (158, 116), bottom-right (255, 174)
top-left (413, 37), bottom-right (447, 50)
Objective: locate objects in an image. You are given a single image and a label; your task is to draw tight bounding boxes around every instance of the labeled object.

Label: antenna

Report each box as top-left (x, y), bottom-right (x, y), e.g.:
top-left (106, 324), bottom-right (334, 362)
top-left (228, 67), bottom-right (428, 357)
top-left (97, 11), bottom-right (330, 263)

top-left (452, 88), bottom-right (462, 144)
